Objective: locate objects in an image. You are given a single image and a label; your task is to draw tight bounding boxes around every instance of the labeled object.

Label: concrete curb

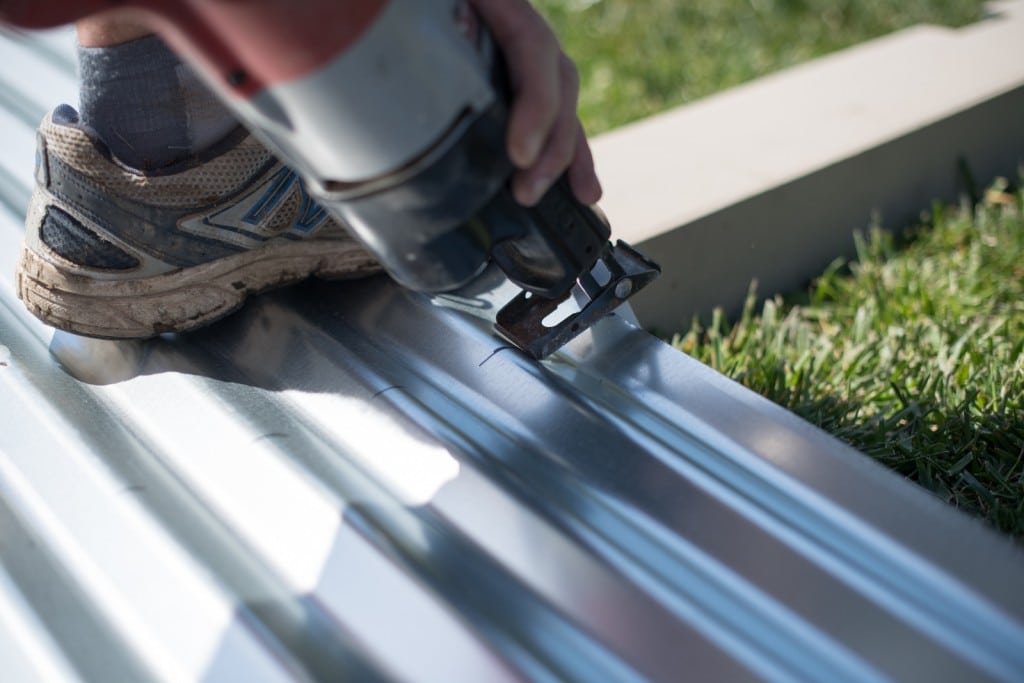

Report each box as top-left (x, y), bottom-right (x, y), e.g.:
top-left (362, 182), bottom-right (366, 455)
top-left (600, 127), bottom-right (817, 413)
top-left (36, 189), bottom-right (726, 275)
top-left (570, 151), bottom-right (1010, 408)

top-left (593, 1), bottom-right (1024, 333)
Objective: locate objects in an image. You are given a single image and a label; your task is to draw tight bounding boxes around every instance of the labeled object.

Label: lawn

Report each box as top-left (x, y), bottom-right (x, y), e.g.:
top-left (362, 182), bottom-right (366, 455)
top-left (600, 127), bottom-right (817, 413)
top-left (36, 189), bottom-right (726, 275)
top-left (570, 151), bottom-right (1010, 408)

top-left (539, 0), bottom-right (1024, 539)
top-left (537, 0), bottom-right (988, 134)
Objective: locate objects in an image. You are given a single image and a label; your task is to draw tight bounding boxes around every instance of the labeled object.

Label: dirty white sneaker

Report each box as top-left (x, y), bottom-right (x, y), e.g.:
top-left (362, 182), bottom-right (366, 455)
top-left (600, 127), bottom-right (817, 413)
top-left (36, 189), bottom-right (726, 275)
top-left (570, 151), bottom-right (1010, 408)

top-left (16, 105), bottom-right (379, 338)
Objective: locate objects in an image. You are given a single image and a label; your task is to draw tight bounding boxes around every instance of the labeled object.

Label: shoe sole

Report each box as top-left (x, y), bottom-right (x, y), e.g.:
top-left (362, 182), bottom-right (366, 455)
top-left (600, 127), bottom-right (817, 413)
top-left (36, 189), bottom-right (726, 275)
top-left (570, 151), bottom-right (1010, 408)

top-left (16, 241), bottom-right (380, 339)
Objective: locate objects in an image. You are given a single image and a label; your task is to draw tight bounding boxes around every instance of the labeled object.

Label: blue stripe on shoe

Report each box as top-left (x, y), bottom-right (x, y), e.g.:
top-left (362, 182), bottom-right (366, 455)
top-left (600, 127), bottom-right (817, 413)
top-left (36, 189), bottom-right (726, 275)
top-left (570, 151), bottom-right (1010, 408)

top-left (243, 167), bottom-right (327, 234)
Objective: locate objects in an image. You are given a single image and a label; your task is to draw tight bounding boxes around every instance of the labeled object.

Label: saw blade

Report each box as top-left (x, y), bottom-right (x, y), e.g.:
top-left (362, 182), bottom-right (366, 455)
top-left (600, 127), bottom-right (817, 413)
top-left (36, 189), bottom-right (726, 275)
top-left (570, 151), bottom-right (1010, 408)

top-left (494, 240), bottom-right (660, 359)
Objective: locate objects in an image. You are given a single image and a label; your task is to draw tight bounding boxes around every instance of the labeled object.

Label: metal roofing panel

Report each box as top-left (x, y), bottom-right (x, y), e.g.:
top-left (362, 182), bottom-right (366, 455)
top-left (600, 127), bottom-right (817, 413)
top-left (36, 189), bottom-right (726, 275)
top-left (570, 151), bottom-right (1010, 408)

top-left (1, 27), bottom-right (1023, 683)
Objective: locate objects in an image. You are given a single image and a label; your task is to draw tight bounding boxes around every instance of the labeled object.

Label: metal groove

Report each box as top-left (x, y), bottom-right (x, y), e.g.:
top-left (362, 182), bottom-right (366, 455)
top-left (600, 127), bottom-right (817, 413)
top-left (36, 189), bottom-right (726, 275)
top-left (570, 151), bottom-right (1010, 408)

top-left (2, 26), bottom-right (1024, 683)
top-left (306, 321), bottom-right (838, 679)
top-left (192, 369), bottom-right (631, 681)
top-left (0, 483), bottom-right (157, 683)
top-left (2, 315), bottom-right (391, 683)
top-left (183, 325), bottom-right (655, 681)
top-left (552, 359), bottom-right (1024, 678)
top-left (275, 280), bottom-right (997, 682)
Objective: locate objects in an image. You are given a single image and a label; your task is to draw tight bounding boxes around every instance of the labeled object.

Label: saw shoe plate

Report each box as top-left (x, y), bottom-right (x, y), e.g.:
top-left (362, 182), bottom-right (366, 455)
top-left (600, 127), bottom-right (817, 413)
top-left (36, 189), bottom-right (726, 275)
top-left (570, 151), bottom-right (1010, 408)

top-left (495, 240), bottom-right (660, 359)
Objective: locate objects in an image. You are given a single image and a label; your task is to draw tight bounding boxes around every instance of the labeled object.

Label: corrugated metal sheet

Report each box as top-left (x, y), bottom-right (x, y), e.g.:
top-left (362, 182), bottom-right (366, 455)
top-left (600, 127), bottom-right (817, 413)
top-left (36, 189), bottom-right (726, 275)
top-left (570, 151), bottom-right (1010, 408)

top-left (1, 27), bottom-right (1024, 683)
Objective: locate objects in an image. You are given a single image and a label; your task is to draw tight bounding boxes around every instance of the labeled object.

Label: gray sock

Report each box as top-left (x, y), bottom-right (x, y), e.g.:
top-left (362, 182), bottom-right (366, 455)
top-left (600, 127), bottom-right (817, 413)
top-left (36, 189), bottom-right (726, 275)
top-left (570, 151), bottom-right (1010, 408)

top-left (77, 35), bottom-right (237, 171)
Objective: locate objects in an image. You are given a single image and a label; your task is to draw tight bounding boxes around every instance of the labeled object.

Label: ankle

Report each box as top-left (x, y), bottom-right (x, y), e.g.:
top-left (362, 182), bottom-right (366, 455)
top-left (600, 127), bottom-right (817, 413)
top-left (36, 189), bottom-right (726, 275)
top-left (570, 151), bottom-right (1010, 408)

top-left (77, 34), bottom-right (236, 170)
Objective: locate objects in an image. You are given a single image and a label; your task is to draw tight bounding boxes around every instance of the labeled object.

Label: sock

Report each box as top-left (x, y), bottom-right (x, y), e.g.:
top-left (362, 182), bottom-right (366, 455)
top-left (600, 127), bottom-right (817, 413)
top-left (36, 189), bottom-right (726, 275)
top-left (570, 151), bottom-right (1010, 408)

top-left (77, 34), bottom-right (237, 171)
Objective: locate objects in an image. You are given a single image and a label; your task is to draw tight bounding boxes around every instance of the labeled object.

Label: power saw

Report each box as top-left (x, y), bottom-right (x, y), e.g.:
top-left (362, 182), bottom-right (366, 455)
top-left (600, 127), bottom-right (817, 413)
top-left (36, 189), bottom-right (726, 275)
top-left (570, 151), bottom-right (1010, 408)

top-left (1, 0), bottom-right (660, 359)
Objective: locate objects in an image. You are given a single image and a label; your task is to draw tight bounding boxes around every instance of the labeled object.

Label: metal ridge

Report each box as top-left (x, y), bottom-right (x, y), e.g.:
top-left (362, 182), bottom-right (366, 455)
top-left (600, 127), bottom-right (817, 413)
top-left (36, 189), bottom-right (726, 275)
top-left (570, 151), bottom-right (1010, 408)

top-left (1, 27), bottom-right (1023, 683)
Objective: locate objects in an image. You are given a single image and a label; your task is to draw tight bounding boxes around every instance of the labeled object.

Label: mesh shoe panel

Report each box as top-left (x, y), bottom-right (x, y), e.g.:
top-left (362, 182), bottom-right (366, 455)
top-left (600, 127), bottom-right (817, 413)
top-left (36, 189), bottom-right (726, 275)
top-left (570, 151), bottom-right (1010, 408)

top-left (41, 117), bottom-right (274, 209)
top-left (40, 205), bottom-right (140, 270)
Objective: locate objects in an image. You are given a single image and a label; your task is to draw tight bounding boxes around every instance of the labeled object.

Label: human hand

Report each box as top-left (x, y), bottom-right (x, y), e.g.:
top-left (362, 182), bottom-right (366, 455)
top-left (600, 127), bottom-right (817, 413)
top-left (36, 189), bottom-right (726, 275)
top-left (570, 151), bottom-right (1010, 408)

top-left (468, 0), bottom-right (602, 207)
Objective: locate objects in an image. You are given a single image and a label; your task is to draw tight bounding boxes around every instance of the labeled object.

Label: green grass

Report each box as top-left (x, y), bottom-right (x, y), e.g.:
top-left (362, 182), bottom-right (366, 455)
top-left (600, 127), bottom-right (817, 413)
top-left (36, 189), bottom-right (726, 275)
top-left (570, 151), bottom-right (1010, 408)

top-left (671, 184), bottom-right (1024, 538)
top-left (538, 0), bottom-right (987, 134)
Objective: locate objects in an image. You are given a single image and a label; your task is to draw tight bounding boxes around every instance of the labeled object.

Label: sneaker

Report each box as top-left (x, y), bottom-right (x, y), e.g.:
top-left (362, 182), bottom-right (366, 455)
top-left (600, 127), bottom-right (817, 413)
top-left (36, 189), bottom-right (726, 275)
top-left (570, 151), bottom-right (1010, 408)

top-left (16, 105), bottom-right (380, 339)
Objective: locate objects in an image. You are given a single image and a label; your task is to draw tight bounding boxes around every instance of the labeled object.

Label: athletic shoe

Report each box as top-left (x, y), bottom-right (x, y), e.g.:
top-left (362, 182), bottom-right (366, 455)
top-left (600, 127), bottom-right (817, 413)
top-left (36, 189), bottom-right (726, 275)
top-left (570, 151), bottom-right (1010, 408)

top-left (16, 105), bottom-right (379, 339)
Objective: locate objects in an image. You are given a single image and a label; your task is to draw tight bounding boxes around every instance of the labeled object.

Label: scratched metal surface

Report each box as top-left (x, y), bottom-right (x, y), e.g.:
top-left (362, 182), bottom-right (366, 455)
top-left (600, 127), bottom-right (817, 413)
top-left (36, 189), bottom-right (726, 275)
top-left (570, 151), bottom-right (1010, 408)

top-left (1, 27), bottom-right (1024, 683)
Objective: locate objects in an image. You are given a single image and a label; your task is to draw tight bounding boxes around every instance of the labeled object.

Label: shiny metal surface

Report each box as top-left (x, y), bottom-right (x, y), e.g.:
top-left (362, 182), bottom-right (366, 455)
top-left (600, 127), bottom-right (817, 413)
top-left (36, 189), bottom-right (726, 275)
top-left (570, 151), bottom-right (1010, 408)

top-left (2, 27), bottom-right (1024, 683)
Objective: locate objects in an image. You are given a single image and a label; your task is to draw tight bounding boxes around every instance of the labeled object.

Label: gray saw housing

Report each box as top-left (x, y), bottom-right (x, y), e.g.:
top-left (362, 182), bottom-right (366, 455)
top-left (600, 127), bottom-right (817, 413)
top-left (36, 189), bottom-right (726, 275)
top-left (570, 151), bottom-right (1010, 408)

top-left (212, 0), bottom-right (659, 356)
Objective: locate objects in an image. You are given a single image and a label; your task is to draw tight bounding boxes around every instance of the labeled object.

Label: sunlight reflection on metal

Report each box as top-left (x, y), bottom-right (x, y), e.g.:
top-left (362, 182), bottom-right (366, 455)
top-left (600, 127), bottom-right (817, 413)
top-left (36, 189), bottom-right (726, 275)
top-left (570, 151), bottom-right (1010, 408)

top-left (281, 388), bottom-right (462, 507)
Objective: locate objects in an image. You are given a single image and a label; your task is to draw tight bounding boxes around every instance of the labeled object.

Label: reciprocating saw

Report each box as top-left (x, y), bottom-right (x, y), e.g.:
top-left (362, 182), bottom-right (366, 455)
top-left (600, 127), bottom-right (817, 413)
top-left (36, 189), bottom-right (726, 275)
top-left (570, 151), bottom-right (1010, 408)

top-left (0, 0), bottom-right (660, 359)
